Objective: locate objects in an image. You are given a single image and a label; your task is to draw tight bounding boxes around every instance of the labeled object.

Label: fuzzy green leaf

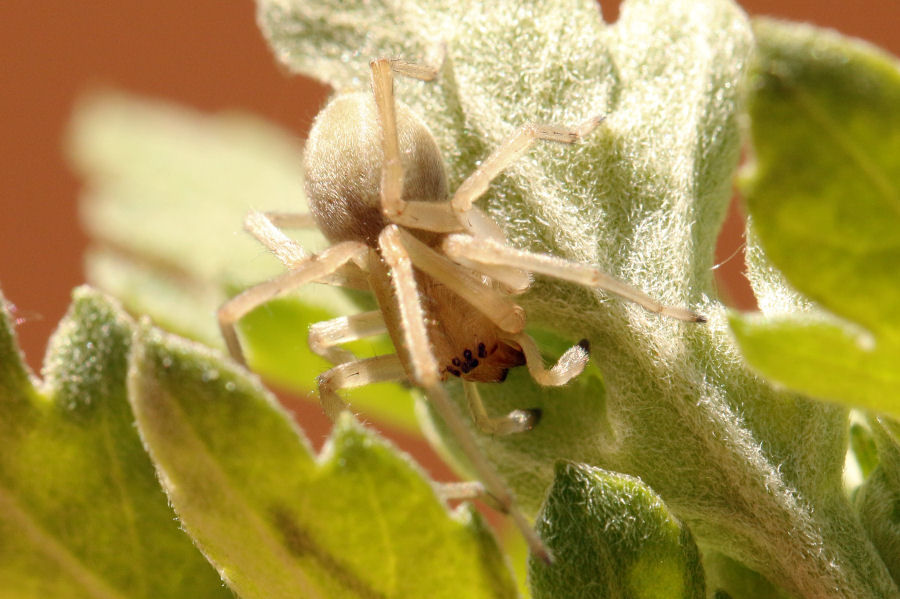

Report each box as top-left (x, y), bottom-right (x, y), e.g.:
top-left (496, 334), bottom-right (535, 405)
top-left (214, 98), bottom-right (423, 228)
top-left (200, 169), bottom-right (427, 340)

top-left (851, 420), bottom-right (880, 483)
top-left (528, 462), bottom-right (705, 599)
top-left (741, 18), bottom-right (900, 338)
top-left (127, 322), bottom-right (517, 599)
top-left (855, 468), bottom-right (900, 586)
top-left (701, 553), bottom-right (793, 599)
top-left (69, 93), bottom-right (417, 430)
top-left (729, 313), bottom-right (900, 415)
top-left (0, 287), bottom-right (230, 599)
top-left (856, 417), bottom-right (900, 586)
top-left (259, 1), bottom-right (900, 597)
top-left (734, 23), bottom-right (900, 585)
top-left (733, 19), bottom-right (900, 418)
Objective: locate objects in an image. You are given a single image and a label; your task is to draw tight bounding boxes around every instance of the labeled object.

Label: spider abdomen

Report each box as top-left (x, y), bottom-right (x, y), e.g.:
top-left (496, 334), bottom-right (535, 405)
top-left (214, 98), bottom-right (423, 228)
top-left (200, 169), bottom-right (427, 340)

top-left (304, 92), bottom-right (448, 247)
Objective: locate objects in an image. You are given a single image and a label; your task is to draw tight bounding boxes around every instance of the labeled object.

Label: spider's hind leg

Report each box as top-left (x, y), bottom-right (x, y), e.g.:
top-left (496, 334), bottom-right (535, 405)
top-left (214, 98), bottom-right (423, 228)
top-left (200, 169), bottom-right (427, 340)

top-left (463, 380), bottom-right (541, 435)
top-left (436, 481), bottom-right (507, 513)
top-left (217, 240), bottom-right (369, 367)
top-left (309, 311), bottom-right (387, 364)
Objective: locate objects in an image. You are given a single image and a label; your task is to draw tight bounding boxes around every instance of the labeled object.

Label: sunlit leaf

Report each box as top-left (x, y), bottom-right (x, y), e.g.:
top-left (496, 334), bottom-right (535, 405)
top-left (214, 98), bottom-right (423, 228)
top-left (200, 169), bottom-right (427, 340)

top-left (729, 313), bottom-right (900, 415)
top-left (734, 18), bottom-right (900, 419)
top-left (741, 18), bottom-right (900, 336)
top-left (257, 0), bottom-right (900, 596)
top-left (69, 94), bottom-right (417, 430)
top-left (128, 320), bottom-right (517, 599)
top-left (0, 287), bottom-right (230, 599)
top-left (528, 462), bottom-right (704, 599)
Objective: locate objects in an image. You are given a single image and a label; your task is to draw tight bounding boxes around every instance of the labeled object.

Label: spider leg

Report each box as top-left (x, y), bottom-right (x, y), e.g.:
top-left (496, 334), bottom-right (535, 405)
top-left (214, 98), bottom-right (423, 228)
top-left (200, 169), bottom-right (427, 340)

top-left (244, 210), bottom-right (369, 290)
top-left (435, 480), bottom-right (486, 501)
top-left (218, 240), bottom-right (369, 366)
top-left (393, 226), bottom-right (526, 334)
top-left (508, 332), bottom-right (590, 387)
top-left (435, 481), bottom-right (507, 513)
top-left (261, 211), bottom-right (318, 229)
top-left (378, 225), bottom-right (552, 563)
top-left (444, 207), bottom-right (531, 294)
top-left (309, 311), bottom-right (387, 364)
top-left (244, 210), bottom-right (311, 265)
top-left (317, 354), bottom-right (407, 421)
top-left (450, 115), bottom-right (604, 218)
top-left (463, 380), bottom-right (540, 435)
top-left (370, 58), bottom-right (462, 233)
top-left (388, 51), bottom-right (444, 81)
top-left (443, 234), bottom-right (706, 323)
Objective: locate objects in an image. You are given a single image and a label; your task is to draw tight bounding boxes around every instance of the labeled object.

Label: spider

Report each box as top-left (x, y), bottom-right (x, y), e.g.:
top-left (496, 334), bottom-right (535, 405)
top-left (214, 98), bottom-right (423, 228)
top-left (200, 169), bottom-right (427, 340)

top-left (218, 56), bottom-right (704, 562)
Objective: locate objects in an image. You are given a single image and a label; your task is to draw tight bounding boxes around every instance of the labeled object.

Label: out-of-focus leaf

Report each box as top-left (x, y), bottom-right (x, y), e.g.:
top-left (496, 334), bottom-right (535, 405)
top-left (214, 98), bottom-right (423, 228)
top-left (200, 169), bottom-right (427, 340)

top-left (127, 320), bottom-right (517, 599)
top-left (729, 313), bottom-right (900, 415)
top-left (734, 19), bottom-right (900, 415)
top-left (69, 94), bottom-right (417, 430)
top-left (0, 286), bottom-right (230, 599)
top-left (741, 18), bottom-right (900, 337)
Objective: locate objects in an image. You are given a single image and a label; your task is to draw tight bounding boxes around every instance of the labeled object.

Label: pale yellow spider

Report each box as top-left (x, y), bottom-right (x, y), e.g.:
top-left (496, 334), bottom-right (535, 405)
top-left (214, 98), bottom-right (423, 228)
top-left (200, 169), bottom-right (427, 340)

top-left (218, 56), bottom-right (704, 561)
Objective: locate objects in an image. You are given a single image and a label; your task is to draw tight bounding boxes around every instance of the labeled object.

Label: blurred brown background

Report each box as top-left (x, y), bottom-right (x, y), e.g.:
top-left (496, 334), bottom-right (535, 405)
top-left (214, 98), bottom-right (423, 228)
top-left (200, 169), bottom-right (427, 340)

top-left (0, 0), bottom-right (897, 455)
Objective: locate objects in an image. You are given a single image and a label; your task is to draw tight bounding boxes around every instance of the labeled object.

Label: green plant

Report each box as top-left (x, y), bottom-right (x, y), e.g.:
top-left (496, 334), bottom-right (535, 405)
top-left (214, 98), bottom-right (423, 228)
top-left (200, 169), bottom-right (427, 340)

top-left (2, 0), bottom-right (900, 597)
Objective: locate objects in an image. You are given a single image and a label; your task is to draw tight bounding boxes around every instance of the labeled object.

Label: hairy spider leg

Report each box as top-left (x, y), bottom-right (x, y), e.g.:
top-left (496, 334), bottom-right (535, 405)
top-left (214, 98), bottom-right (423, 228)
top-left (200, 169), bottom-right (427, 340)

top-left (244, 210), bottom-right (369, 290)
top-left (217, 240), bottom-right (369, 366)
top-left (259, 210), bottom-right (318, 229)
top-left (449, 117), bottom-right (605, 220)
top-left (463, 381), bottom-right (541, 436)
top-left (393, 227), bottom-right (525, 334)
top-left (443, 234), bottom-right (706, 323)
top-left (370, 58), bottom-right (463, 233)
top-left (376, 224), bottom-right (551, 563)
top-left (317, 354), bottom-right (407, 421)
top-left (308, 311), bottom-right (387, 364)
top-left (394, 226), bottom-right (590, 385)
top-left (508, 332), bottom-right (590, 386)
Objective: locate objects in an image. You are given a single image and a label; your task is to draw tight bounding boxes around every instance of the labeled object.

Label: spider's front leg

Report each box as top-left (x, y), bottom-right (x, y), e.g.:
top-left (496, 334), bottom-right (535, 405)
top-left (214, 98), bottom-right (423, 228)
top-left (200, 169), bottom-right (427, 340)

top-left (443, 234), bottom-right (706, 323)
top-left (375, 224), bottom-right (552, 563)
top-left (441, 112), bottom-right (605, 289)
top-left (449, 116), bottom-right (605, 222)
top-left (369, 58), bottom-right (463, 234)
